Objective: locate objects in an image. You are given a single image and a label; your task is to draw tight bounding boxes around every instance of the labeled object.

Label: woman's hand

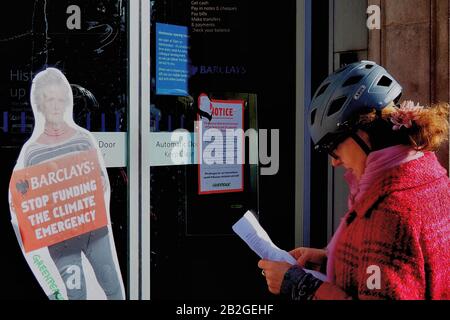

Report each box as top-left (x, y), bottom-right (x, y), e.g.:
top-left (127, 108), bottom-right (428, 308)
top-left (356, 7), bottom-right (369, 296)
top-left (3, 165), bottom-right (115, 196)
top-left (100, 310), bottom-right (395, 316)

top-left (289, 247), bottom-right (327, 271)
top-left (258, 260), bottom-right (292, 295)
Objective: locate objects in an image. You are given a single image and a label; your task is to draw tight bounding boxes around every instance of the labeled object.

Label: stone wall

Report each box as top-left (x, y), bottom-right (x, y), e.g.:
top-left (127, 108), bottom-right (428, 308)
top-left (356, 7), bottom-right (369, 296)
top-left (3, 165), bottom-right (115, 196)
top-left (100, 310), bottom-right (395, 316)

top-left (368, 0), bottom-right (449, 170)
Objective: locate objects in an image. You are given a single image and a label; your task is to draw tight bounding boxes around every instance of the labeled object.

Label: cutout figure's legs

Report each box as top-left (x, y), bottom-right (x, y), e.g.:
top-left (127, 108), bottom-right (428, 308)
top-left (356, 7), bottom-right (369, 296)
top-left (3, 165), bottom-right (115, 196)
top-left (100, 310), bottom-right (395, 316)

top-left (48, 238), bottom-right (87, 300)
top-left (85, 227), bottom-right (124, 300)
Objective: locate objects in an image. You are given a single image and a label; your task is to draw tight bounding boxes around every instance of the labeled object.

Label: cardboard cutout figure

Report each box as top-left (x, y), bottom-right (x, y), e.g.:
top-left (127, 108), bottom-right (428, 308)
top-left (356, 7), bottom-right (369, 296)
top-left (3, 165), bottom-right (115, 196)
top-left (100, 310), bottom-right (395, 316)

top-left (8, 68), bottom-right (125, 300)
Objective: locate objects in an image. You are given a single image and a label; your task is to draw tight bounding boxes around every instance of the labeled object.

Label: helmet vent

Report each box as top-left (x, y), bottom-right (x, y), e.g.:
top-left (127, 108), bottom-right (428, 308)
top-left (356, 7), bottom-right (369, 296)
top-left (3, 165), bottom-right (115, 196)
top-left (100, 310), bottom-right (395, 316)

top-left (342, 75), bottom-right (364, 87)
top-left (377, 76), bottom-right (393, 87)
top-left (310, 109), bottom-right (317, 125)
top-left (327, 97), bottom-right (347, 116)
top-left (365, 64), bottom-right (374, 69)
top-left (316, 83), bottom-right (330, 97)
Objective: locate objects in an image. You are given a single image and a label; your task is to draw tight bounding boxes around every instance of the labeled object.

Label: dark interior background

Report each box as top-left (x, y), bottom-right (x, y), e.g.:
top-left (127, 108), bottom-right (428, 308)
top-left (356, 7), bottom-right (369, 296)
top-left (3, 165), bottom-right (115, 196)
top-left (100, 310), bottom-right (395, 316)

top-left (150, 0), bottom-right (297, 299)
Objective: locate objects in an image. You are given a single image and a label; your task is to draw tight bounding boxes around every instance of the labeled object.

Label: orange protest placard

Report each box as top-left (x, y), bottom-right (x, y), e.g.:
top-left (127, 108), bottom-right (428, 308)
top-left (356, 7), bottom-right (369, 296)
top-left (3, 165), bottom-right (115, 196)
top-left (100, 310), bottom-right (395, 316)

top-left (10, 150), bottom-right (108, 253)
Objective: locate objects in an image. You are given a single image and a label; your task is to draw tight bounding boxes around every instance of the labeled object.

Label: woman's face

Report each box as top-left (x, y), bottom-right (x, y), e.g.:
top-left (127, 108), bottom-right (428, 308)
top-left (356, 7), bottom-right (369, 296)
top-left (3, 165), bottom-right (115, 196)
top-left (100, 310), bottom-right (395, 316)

top-left (330, 130), bottom-right (369, 180)
top-left (39, 85), bottom-right (69, 125)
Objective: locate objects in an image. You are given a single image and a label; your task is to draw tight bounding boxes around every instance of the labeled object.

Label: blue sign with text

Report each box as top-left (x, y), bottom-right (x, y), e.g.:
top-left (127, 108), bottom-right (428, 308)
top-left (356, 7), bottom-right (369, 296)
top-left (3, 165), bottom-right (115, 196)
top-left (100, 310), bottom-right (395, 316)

top-left (156, 23), bottom-right (189, 96)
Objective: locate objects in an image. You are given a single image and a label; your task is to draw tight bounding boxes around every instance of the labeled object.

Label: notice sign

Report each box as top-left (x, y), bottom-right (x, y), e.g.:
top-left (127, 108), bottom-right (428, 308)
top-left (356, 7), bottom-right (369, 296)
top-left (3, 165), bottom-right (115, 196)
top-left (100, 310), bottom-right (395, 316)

top-left (197, 94), bottom-right (244, 194)
top-left (10, 150), bottom-right (107, 253)
top-left (156, 23), bottom-right (189, 96)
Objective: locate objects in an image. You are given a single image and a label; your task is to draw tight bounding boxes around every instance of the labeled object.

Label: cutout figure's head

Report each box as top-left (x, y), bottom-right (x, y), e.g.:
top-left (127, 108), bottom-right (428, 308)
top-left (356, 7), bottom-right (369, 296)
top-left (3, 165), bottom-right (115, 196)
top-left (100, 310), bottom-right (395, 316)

top-left (31, 68), bottom-right (73, 125)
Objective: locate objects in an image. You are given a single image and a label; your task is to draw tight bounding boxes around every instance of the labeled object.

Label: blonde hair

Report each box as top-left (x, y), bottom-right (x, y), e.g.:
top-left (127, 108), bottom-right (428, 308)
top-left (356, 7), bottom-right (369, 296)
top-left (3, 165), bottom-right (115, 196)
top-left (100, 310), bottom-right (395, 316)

top-left (358, 101), bottom-right (449, 152)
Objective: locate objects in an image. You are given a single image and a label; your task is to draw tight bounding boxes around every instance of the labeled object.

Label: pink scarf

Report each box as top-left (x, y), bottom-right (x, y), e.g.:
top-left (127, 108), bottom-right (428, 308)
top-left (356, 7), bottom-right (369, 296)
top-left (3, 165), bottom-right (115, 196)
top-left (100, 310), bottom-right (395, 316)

top-left (326, 145), bottom-right (424, 283)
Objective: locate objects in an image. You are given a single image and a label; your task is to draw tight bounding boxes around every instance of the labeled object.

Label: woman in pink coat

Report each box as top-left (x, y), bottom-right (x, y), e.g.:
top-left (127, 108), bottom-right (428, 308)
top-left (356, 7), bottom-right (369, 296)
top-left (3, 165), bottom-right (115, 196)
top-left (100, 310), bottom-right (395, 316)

top-left (259, 61), bottom-right (450, 300)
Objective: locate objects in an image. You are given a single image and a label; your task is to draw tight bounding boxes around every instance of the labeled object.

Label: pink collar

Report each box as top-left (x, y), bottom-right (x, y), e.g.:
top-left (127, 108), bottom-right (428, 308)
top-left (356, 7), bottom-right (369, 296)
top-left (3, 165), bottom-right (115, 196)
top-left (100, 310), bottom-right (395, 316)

top-left (346, 145), bottom-right (424, 210)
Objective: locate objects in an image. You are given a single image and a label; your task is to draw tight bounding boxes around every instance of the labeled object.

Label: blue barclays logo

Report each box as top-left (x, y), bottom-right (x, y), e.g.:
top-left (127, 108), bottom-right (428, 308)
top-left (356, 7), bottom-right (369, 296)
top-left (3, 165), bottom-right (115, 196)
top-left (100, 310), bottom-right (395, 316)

top-left (192, 65), bottom-right (247, 76)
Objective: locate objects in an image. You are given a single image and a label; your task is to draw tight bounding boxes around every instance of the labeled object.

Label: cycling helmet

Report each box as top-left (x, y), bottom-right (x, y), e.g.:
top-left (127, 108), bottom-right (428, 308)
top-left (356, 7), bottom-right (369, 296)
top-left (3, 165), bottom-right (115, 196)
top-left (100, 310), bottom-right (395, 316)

top-left (308, 60), bottom-right (402, 154)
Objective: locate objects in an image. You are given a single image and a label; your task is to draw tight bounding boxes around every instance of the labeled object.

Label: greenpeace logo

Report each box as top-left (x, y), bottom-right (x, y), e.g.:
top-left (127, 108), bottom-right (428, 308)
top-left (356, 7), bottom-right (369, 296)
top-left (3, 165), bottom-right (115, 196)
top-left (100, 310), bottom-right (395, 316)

top-left (213, 183), bottom-right (231, 188)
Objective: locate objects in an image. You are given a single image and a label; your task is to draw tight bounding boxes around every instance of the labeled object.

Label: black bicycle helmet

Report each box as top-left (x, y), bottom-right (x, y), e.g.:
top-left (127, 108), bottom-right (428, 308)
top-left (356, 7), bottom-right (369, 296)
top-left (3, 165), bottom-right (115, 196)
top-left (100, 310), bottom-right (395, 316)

top-left (309, 60), bottom-right (402, 154)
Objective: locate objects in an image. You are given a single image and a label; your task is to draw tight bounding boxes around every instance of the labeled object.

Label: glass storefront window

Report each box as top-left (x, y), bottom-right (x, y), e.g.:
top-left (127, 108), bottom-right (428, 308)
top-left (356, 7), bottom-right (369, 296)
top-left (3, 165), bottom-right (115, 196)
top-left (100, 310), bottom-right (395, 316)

top-left (0, 0), bottom-right (130, 299)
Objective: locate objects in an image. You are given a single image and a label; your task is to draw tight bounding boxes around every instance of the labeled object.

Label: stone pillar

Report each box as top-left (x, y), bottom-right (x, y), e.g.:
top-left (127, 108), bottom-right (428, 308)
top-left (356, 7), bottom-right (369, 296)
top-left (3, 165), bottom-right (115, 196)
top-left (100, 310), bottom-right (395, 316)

top-left (368, 0), bottom-right (449, 171)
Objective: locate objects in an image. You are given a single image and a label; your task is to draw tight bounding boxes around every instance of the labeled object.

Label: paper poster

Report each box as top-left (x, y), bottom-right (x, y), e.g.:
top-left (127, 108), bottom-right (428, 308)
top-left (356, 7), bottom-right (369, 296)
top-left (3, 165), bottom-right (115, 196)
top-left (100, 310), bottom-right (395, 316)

top-left (8, 68), bottom-right (125, 300)
top-left (197, 94), bottom-right (244, 194)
